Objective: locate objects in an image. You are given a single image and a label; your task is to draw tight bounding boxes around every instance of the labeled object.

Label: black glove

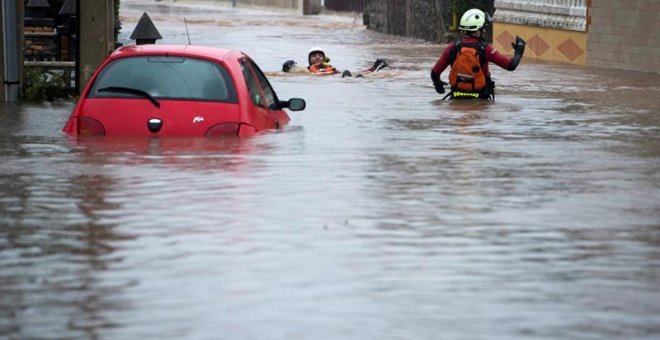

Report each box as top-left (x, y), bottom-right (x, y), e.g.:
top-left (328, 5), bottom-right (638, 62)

top-left (512, 36), bottom-right (526, 57)
top-left (434, 80), bottom-right (448, 94)
top-left (371, 58), bottom-right (388, 72)
top-left (282, 60), bottom-right (296, 72)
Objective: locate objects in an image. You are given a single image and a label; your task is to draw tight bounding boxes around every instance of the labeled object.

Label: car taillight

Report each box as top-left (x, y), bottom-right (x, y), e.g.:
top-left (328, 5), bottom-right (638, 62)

top-left (206, 123), bottom-right (240, 137)
top-left (78, 117), bottom-right (105, 136)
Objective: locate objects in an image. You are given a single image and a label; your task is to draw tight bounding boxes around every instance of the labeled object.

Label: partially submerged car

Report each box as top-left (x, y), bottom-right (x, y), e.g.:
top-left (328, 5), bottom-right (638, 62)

top-left (63, 44), bottom-right (305, 137)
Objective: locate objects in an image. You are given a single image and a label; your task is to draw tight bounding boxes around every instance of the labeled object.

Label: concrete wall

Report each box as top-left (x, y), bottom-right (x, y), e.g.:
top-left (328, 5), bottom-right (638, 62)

top-left (588, 0), bottom-right (660, 74)
top-left (493, 0), bottom-right (588, 64)
top-left (493, 22), bottom-right (587, 64)
top-left (79, 0), bottom-right (116, 92)
top-left (494, 0), bottom-right (660, 74)
top-left (364, 0), bottom-right (452, 43)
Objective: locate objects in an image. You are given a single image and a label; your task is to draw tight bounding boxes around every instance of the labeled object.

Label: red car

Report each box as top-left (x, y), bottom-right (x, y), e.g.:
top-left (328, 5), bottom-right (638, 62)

top-left (63, 44), bottom-right (305, 137)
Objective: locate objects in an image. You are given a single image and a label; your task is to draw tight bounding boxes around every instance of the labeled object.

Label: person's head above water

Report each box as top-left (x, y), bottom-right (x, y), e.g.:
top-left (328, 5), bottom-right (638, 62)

top-left (308, 47), bottom-right (328, 66)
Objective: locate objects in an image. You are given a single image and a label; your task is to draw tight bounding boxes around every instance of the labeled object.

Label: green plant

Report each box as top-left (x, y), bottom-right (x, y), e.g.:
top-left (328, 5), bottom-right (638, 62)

top-left (22, 67), bottom-right (74, 103)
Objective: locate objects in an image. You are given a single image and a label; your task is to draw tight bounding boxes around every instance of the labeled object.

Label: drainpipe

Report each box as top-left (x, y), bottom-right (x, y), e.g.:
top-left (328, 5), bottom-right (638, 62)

top-left (2, 0), bottom-right (20, 101)
top-left (2, 0), bottom-right (20, 102)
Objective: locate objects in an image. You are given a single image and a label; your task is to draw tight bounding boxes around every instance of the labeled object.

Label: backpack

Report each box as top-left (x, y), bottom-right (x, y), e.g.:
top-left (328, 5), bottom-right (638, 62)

top-left (448, 41), bottom-right (487, 93)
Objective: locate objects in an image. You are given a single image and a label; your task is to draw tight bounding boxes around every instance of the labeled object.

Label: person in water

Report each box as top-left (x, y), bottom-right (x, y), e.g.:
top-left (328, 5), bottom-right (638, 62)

top-left (282, 47), bottom-right (388, 77)
top-left (431, 8), bottom-right (526, 100)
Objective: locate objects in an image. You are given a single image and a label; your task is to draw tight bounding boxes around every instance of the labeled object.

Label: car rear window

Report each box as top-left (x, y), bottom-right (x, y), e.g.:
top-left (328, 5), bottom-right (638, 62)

top-left (88, 56), bottom-right (238, 103)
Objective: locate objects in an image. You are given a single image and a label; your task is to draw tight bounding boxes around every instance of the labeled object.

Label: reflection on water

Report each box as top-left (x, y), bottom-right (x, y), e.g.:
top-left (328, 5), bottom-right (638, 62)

top-left (1, 0), bottom-right (660, 339)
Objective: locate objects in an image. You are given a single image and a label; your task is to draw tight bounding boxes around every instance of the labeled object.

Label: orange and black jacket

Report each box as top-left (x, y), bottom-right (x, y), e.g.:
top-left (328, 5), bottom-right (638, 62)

top-left (308, 63), bottom-right (339, 75)
top-left (431, 36), bottom-right (521, 86)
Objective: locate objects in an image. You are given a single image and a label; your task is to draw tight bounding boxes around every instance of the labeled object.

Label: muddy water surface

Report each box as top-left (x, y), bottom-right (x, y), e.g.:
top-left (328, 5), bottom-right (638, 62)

top-left (1, 1), bottom-right (659, 339)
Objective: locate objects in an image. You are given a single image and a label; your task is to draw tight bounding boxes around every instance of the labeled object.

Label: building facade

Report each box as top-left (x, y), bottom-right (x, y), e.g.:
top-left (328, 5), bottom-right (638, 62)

top-left (364, 0), bottom-right (660, 74)
top-left (492, 0), bottom-right (659, 74)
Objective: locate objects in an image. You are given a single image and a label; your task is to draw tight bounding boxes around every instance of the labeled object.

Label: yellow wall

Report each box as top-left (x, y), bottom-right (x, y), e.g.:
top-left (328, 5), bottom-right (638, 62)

top-left (493, 22), bottom-right (587, 66)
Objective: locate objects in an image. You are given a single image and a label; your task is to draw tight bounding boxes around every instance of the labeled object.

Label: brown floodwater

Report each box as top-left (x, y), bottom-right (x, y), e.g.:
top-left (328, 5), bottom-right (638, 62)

top-left (1, 0), bottom-right (659, 339)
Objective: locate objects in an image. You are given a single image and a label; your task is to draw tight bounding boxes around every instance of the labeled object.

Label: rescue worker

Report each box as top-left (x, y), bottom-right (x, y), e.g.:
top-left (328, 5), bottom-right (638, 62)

top-left (282, 47), bottom-right (388, 77)
top-left (307, 47), bottom-right (340, 75)
top-left (431, 8), bottom-right (526, 100)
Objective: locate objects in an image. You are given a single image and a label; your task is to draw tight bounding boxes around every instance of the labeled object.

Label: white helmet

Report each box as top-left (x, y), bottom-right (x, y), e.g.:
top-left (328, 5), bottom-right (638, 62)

top-left (308, 47), bottom-right (326, 65)
top-left (459, 8), bottom-right (491, 32)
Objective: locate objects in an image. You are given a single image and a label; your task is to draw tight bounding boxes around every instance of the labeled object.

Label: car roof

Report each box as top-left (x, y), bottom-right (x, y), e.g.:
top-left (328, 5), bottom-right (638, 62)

top-left (109, 44), bottom-right (240, 62)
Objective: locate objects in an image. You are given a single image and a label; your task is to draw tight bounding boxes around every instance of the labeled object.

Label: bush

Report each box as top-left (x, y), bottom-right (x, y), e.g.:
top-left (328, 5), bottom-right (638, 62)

top-left (22, 67), bottom-right (74, 103)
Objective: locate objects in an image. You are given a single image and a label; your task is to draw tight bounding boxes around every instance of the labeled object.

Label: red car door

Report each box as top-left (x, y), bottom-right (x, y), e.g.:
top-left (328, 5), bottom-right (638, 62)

top-left (240, 58), bottom-right (291, 133)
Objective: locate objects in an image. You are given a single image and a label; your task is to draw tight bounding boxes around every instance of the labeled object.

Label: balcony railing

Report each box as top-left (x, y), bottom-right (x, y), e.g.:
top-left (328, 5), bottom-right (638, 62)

top-left (494, 0), bottom-right (588, 32)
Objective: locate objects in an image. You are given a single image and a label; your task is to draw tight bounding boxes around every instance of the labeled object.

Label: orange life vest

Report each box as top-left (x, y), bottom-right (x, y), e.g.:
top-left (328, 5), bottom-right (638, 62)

top-left (308, 63), bottom-right (337, 75)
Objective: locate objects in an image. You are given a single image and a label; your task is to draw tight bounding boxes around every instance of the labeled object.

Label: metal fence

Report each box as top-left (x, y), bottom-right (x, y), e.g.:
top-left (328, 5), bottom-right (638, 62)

top-left (324, 0), bottom-right (367, 12)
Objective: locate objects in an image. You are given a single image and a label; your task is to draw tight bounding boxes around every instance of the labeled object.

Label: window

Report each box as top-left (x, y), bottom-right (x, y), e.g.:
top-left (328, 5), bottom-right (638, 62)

top-left (89, 56), bottom-right (238, 103)
top-left (240, 58), bottom-right (280, 110)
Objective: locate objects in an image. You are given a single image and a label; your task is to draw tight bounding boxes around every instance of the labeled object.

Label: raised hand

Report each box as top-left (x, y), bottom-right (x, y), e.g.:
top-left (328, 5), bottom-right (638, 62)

top-left (512, 36), bottom-right (526, 56)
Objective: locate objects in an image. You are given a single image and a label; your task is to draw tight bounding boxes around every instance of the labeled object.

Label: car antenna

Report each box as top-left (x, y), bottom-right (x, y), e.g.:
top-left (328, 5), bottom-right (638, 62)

top-left (184, 17), bottom-right (191, 45)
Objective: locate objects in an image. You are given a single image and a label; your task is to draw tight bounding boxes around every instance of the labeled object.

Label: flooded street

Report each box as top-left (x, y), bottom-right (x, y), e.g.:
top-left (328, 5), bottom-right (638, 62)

top-left (1, 0), bottom-right (659, 338)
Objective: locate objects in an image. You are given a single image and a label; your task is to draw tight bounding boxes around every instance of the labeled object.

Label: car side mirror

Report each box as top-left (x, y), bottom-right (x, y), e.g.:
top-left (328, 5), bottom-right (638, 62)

top-left (281, 98), bottom-right (306, 111)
